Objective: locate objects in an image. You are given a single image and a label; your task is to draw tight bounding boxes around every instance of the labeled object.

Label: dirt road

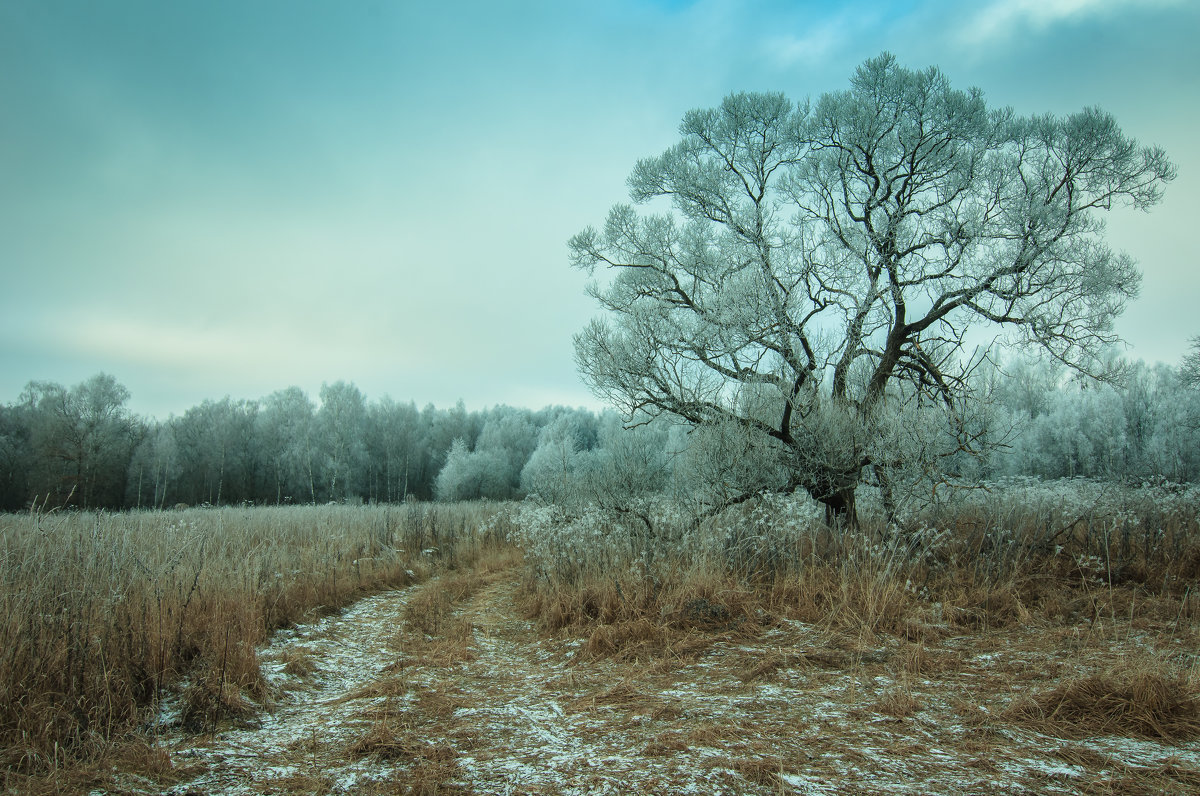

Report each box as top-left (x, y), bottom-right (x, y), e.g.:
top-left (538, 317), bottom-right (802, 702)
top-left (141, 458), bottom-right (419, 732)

top-left (107, 565), bottom-right (1200, 795)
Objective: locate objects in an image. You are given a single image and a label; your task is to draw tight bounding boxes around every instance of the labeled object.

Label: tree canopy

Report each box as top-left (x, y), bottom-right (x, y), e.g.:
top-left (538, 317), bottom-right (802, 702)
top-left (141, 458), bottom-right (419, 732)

top-left (570, 53), bottom-right (1176, 524)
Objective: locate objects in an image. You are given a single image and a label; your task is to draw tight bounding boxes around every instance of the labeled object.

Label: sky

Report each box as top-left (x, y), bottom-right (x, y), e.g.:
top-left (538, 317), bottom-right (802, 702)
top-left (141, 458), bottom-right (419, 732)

top-left (2, 0), bottom-right (1197, 420)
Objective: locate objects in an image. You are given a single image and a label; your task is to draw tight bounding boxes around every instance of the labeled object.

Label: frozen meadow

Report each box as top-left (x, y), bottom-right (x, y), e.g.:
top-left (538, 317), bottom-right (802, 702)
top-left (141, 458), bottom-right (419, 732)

top-left (2, 481), bottom-right (1198, 794)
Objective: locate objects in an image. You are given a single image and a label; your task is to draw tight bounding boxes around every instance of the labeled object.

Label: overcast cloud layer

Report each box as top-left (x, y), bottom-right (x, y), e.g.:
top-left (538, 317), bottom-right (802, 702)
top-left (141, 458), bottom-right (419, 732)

top-left (2, 0), bottom-right (1196, 419)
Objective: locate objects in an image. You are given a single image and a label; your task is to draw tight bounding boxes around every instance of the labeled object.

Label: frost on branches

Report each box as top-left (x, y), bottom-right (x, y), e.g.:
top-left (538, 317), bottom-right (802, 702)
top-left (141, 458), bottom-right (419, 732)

top-left (570, 53), bottom-right (1175, 527)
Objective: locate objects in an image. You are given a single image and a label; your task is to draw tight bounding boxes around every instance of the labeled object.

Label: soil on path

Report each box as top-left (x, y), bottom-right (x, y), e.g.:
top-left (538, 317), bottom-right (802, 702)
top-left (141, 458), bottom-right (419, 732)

top-left (109, 563), bottom-right (1200, 795)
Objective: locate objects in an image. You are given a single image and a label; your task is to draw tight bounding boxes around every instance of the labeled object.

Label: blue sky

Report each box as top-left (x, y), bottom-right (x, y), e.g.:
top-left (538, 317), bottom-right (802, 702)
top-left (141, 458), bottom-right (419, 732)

top-left (2, 0), bottom-right (1196, 419)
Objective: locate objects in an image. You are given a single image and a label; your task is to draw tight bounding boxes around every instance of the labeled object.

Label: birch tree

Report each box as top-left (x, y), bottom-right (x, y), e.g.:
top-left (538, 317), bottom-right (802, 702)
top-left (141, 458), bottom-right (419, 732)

top-left (174, 397), bottom-right (257, 505)
top-left (258, 387), bottom-right (319, 504)
top-left (570, 53), bottom-right (1175, 525)
top-left (127, 422), bottom-right (180, 508)
top-left (317, 381), bottom-right (368, 501)
top-left (1182, 337), bottom-right (1200, 389)
top-left (366, 397), bottom-right (421, 502)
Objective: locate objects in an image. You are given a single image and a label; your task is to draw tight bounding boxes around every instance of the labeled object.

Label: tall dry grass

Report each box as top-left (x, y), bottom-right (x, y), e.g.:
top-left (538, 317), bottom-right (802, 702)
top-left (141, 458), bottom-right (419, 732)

top-left (0, 501), bottom-right (507, 781)
top-left (510, 480), bottom-right (1200, 645)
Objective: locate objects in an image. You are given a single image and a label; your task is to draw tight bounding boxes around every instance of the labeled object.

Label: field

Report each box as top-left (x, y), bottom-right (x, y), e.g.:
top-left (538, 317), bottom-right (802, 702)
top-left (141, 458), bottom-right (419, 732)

top-left (0, 501), bottom-right (503, 793)
top-left (3, 481), bottom-right (1200, 794)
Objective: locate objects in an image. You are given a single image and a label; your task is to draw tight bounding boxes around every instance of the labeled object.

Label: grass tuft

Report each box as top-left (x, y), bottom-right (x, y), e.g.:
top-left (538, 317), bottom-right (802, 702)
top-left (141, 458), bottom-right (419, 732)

top-left (1007, 660), bottom-right (1200, 740)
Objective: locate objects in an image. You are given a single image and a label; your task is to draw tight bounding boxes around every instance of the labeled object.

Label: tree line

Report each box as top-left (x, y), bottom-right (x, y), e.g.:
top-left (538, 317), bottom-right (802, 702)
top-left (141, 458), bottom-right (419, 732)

top-left (977, 357), bottom-right (1200, 483)
top-left (0, 357), bottom-right (1197, 513)
top-left (0, 375), bottom-right (606, 511)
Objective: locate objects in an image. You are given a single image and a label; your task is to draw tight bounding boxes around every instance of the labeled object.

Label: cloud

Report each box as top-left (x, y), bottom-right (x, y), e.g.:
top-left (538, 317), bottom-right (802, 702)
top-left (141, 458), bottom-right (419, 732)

top-left (959, 0), bottom-right (1183, 47)
top-left (762, 13), bottom-right (858, 69)
top-left (47, 313), bottom-right (385, 380)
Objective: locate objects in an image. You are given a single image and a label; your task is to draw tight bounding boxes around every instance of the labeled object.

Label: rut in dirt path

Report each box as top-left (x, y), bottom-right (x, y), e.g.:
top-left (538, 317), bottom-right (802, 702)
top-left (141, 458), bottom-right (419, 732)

top-left (150, 584), bottom-right (419, 795)
top-left (421, 575), bottom-right (693, 793)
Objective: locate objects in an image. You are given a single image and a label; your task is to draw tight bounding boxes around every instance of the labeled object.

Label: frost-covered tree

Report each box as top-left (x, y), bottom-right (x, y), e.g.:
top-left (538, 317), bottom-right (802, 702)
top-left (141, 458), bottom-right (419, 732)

top-left (1030, 385), bottom-right (1126, 478)
top-left (0, 402), bottom-right (31, 510)
top-left (127, 422), bottom-right (181, 508)
top-left (532, 406), bottom-right (601, 452)
top-left (520, 414), bottom-right (598, 503)
top-left (475, 409), bottom-right (538, 494)
top-left (434, 438), bottom-right (512, 501)
top-left (433, 407), bottom-right (538, 501)
top-left (173, 397), bottom-right (258, 505)
top-left (570, 53), bottom-right (1175, 525)
top-left (520, 412), bottom-right (681, 508)
top-left (992, 357), bottom-right (1064, 421)
top-left (1134, 362), bottom-right (1199, 481)
top-left (418, 400), bottom-right (477, 496)
top-left (580, 414), bottom-right (682, 508)
top-left (366, 397), bottom-right (421, 502)
top-left (317, 381), bottom-right (368, 501)
top-left (23, 374), bottom-right (137, 508)
top-left (1182, 336), bottom-right (1200, 390)
top-left (257, 386), bottom-right (319, 503)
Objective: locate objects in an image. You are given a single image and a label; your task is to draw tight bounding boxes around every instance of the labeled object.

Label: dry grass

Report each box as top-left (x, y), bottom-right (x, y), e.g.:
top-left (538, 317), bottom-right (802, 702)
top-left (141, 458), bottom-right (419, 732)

top-left (280, 645), bottom-right (321, 678)
top-left (874, 681), bottom-right (921, 718)
top-left (348, 720), bottom-right (456, 765)
top-left (737, 649), bottom-right (802, 682)
top-left (563, 679), bottom-right (683, 720)
top-left (347, 714), bottom-right (466, 796)
top-left (392, 559), bottom-right (520, 669)
top-left (12, 482), bottom-right (1200, 793)
top-left (523, 571), bottom-right (765, 666)
top-left (121, 553), bottom-right (1200, 795)
top-left (402, 570), bottom-right (487, 637)
top-left (486, 483), bottom-right (1200, 791)
top-left (726, 755), bottom-right (788, 787)
top-left (337, 676), bottom-right (410, 703)
top-left (518, 483), bottom-right (1200, 664)
top-left (1007, 659), bottom-right (1200, 740)
top-left (643, 731), bottom-right (690, 756)
top-left (346, 577), bottom-right (491, 796)
top-left (0, 501), bottom-right (506, 785)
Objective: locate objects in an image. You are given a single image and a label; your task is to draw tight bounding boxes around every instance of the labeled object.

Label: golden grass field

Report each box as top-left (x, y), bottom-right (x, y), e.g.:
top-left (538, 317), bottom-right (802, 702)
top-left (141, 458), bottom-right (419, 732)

top-left (0, 501), bottom-right (504, 793)
top-left (3, 482), bottom-right (1199, 794)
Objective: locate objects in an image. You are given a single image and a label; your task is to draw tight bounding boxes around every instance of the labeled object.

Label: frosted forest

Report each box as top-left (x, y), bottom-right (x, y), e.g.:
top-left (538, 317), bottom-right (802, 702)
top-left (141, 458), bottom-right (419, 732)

top-left (3, 352), bottom-right (1200, 515)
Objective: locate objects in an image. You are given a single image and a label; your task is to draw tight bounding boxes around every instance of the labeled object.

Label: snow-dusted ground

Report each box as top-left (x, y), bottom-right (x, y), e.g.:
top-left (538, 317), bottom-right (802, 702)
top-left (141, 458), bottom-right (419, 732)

top-left (104, 569), bottom-right (1200, 795)
top-left (155, 586), bottom-right (417, 794)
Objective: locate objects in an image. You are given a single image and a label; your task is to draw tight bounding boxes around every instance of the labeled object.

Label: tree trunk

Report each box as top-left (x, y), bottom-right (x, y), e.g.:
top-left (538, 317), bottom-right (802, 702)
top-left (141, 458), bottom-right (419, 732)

top-left (385, 453), bottom-right (393, 503)
top-left (215, 445), bottom-right (226, 505)
top-left (820, 486), bottom-right (858, 530)
top-left (876, 465), bottom-right (899, 526)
